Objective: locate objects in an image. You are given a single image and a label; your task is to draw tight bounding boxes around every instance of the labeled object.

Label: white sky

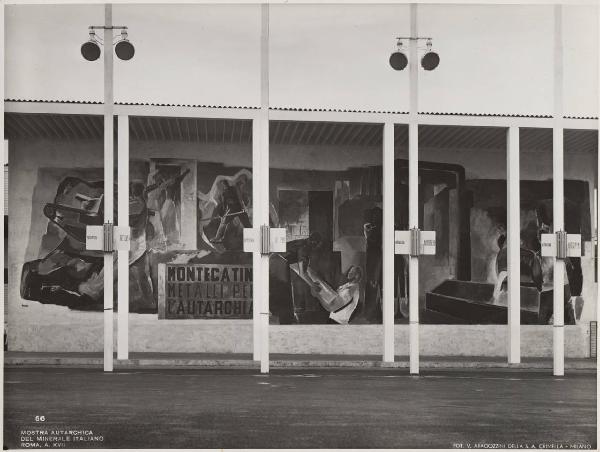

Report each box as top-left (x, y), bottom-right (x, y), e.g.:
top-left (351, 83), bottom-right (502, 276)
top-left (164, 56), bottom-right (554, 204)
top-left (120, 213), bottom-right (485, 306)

top-left (4, 3), bottom-right (599, 116)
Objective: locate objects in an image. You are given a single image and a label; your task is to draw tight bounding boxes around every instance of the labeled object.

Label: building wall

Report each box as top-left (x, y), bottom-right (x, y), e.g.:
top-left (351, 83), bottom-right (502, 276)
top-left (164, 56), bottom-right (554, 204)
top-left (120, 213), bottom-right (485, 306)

top-left (7, 136), bottom-right (596, 356)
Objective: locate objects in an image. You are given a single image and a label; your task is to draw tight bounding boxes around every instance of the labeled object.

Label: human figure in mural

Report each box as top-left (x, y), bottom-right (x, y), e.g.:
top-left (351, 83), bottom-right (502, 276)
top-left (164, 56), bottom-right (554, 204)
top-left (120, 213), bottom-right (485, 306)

top-left (146, 167), bottom-right (191, 246)
top-left (318, 265), bottom-right (363, 324)
top-left (210, 176), bottom-right (252, 244)
top-left (127, 180), bottom-right (158, 311)
top-left (496, 201), bottom-right (582, 324)
top-left (534, 203), bottom-right (582, 324)
top-left (363, 207), bottom-right (383, 322)
top-left (269, 232), bottom-right (323, 324)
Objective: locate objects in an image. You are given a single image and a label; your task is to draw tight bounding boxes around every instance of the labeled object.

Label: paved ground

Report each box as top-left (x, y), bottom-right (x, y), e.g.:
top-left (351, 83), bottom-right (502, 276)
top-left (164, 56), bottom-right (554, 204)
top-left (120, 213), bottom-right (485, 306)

top-left (4, 368), bottom-right (597, 449)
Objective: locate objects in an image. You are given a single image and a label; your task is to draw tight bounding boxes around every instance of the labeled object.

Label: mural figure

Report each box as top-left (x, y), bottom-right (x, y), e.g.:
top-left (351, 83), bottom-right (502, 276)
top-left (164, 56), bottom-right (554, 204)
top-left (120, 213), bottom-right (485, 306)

top-left (210, 176), bottom-right (252, 244)
top-left (321, 265), bottom-right (363, 324)
top-left (269, 232), bottom-right (324, 324)
top-left (495, 201), bottom-right (583, 324)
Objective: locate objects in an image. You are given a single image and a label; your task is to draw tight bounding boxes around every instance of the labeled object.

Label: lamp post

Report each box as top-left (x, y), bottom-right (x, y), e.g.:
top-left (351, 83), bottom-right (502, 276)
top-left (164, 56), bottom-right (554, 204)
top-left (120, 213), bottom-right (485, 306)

top-left (387, 4), bottom-right (439, 375)
top-left (81, 4), bottom-right (134, 372)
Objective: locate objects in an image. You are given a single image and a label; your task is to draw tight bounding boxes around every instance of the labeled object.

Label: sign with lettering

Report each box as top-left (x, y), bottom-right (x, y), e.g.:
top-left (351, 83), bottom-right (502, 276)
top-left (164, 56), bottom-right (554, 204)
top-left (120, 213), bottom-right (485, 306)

top-left (541, 233), bottom-right (582, 258)
top-left (269, 228), bottom-right (287, 252)
top-left (158, 263), bottom-right (253, 319)
top-left (394, 230), bottom-right (411, 255)
top-left (243, 228), bottom-right (257, 253)
top-left (113, 226), bottom-right (131, 251)
top-left (85, 225), bottom-right (104, 251)
top-left (566, 234), bottom-right (582, 257)
top-left (540, 234), bottom-right (556, 257)
top-left (419, 230), bottom-right (436, 255)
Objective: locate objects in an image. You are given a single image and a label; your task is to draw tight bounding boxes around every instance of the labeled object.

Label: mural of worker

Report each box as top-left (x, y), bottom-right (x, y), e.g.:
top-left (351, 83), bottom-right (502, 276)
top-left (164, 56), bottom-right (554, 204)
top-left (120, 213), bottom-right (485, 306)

top-left (210, 176), bottom-right (252, 244)
top-left (322, 265), bottom-right (363, 324)
top-left (496, 201), bottom-right (582, 325)
top-left (146, 167), bottom-right (191, 247)
top-left (269, 232), bottom-right (323, 324)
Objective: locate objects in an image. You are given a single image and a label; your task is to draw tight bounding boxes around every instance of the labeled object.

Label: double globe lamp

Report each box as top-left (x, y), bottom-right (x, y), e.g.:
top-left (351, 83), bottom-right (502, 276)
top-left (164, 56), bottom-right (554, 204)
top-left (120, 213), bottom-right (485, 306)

top-left (81, 28), bottom-right (135, 62)
top-left (389, 39), bottom-right (439, 71)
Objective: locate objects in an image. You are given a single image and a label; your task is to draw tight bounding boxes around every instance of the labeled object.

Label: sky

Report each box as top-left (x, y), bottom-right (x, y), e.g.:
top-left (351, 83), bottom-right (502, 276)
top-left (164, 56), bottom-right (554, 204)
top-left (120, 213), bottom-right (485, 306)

top-left (4, 3), bottom-right (599, 116)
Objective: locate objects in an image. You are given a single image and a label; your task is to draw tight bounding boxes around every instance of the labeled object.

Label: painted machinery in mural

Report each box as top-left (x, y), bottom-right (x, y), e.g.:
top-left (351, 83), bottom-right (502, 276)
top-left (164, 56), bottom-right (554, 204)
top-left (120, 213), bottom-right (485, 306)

top-left (424, 190), bottom-right (586, 325)
top-left (425, 280), bottom-right (571, 324)
top-left (392, 161), bottom-right (588, 325)
top-left (20, 176), bottom-right (107, 310)
top-left (20, 171), bottom-right (190, 311)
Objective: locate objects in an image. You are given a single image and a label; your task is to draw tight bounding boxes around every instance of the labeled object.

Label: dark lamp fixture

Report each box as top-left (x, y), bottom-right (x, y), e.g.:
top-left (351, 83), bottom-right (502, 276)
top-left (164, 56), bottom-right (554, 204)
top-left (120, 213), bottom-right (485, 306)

top-left (389, 51), bottom-right (408, 71)
top-left (115, 39), bottom-right (135, 60)
top-left (421, 51), bottom-right (440, 71)
top-left (81, 40), bottom-right (101, 61)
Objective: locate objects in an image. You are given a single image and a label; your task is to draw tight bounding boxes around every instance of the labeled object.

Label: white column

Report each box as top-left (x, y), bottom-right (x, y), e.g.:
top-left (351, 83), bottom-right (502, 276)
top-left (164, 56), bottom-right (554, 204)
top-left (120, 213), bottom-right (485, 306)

top-left (252, 3), bottom-right (270, 374)
top-left (553, 4), bottom-right (565, 377)
top-left (117, 115), bottom-right (129, 360)
top-left (1, 2), bottom-right (5, 437)
top-left (252, 121), bottom-right (261, 363)
top-left (507, 126), bottom-right (520, 363)
top-left (383, 122), bottom-right (395, 362)
top-left (408, 3), bottom-right (419, 375)
top-left (103, 3), bottom-right (114, 372)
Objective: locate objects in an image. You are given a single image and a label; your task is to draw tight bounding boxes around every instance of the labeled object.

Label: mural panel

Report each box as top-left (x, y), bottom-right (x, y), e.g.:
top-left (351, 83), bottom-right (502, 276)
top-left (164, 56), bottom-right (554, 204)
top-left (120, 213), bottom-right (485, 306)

top-left (17, 127), bottom-right (596, 326)
top-left (20, 159), bottom-right (254, 318)
top-left (269, 123), bottom-right (383, 325)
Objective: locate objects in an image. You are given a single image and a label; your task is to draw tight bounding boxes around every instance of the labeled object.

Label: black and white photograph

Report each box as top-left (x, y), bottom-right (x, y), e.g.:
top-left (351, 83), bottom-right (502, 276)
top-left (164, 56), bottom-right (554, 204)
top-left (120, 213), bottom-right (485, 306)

top-left (1, 0), bottom-right (598, 449)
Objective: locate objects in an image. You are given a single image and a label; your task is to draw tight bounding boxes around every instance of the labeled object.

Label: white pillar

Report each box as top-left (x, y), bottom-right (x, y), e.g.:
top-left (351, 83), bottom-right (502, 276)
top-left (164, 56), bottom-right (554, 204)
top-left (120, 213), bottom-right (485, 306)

top-left (507, 126), bottom-right (521, 363)
top-left (117, 115), bottom-right (129, 360)
top-left (383, 122), bottom-right (395, 362)
top-left (252, 121), bottom-right (261, 363)
top-left (1, 2), bottom-right (5, 437)
top-left (252, 3), bottom-right (270, 374)
top-left (553, 4), bottom-right (565, 377)
top-left (408, 3), bottom-right (419, 375)
top-left (103, 3), bottom-right (114, 372)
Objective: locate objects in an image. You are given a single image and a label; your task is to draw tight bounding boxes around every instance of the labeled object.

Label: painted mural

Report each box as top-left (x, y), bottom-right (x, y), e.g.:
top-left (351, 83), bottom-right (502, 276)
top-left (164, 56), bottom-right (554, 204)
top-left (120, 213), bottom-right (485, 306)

top-left (20, 159), bottom-right (254, 318)
top-left (394, 161), bottom-right (592, 326)
top-left (19, 157), bottom-right (593, 325)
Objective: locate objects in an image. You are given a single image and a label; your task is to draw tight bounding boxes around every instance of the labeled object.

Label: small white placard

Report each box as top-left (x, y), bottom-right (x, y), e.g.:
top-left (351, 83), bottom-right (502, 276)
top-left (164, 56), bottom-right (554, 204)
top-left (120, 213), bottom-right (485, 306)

top-left (243, 228), bottom-right (258, 253)
top-left (541, 233), bottom-right (556, 257)
top-left (114, 226), bottom-right (131, 251)
top-left (420, 230), bottom-right (436, 255)
top-left (269, 228), bottom-right (287, 253)
top-left (567, 234), bottom-right (581, 257)
top-left (394, 230), bottom-right (411, 255)
top-left (85, 225), bottom-right (104, 251)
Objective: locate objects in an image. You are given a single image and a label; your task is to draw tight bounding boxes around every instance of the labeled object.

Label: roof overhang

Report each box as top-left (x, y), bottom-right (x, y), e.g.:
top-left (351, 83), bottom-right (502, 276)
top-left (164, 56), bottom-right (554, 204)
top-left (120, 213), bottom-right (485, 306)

top-left (5, 99), bottom-right (598, 130)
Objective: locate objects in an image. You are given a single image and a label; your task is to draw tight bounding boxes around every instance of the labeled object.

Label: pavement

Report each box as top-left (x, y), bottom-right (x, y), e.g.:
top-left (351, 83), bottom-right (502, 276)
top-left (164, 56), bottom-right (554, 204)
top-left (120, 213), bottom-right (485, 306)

top-left (4, 351), bottom-right (598, 370)
top-left (3, 367), bottom-right (597, 449)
